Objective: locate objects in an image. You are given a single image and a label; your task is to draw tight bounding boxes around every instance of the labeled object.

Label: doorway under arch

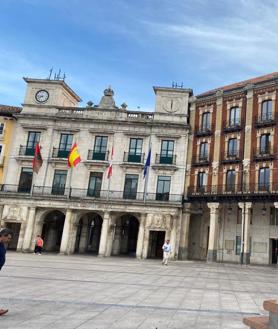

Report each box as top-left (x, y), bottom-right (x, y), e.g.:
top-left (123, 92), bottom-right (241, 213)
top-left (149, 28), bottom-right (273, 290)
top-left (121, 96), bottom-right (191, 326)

top-left (112, 214), bottom-right (139, 257)
top-left (75, 213), bottom-right (103, 254)
top-left (41, 210), bottom-right (65, 252)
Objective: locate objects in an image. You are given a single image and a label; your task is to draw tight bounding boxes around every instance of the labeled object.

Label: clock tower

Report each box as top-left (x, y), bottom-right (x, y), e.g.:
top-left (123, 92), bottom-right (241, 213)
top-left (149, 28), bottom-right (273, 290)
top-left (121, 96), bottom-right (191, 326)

top-left (153, 86), bottom-right (192, 116)
top-left (22, 77), bottom-right (81, 111)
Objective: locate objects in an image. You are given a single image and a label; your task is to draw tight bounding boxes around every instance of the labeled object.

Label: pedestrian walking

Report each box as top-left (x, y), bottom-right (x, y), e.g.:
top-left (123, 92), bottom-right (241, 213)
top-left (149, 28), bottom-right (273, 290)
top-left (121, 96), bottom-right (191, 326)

top-left (34, 235), bottom-right (44, 255)
top-left (0, 228), bottom-right (13, 316)
top-left (162, 239), bottom-right (172, 266)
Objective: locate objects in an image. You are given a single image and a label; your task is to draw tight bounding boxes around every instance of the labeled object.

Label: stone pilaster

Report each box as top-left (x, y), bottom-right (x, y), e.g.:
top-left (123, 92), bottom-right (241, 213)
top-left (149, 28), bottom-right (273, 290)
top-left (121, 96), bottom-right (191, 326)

top-left (136, 213), bottom-right (146, 259)
top-left (179, 204), bottom-right (191, 260)
top-left (207, 202), bottom-right (220, 262)
top-left (243, 203), bottom-right (252, 264)
top-left (22, 207), bottom-right (36, 252)
top-left (60, 209), bottom-right (73, 254)
top-left (98, 211), bottom-right (110, 257)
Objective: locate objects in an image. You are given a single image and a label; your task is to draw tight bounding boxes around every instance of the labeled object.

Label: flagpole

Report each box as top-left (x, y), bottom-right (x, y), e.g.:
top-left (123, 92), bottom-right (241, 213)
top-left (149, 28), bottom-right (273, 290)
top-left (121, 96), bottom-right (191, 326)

top-left (68, 167), bottom-right (73, 198)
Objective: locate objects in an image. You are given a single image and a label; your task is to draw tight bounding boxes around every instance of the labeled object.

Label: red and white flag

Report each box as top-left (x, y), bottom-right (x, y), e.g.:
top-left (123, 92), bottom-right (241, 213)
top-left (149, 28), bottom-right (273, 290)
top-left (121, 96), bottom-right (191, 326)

top-left (107, 147), bottom-right (114, 178)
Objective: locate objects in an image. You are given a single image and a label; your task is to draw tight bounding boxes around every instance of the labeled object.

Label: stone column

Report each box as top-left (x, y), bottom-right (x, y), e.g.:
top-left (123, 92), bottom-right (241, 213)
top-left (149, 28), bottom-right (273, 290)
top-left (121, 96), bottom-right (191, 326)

top-left (0, 205), bottom-right (4, 228)
top-left (179, 205), bottom-right (191, 260)
top-left (243, 202), bottom-right (252, 264)
top-left (98, 211), bottom-right (110, 257)
top-left (207, 203), bottom-right (220, 262)
top-left (22, 207), bottom-right (36, 252)
top-left (78, 221), bottom-right (88, 253)
top-left (105, 215), bottom-right (116, 257)
top-left (112, 224), bottom-right (122, 255)
top-left (136, 213), bottom-right (146, 259)
top-left (170, 216), bottom-right (177, 260)
top-left (141, 228), bottom-right (150, 259)
top-left (60, 209), bottom-right (73, 254)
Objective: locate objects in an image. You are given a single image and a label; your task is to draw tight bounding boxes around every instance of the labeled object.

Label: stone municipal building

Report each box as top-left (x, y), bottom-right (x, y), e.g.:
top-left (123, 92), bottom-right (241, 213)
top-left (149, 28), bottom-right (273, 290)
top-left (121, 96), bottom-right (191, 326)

top-left (2, 72), bottom-right (278, 265)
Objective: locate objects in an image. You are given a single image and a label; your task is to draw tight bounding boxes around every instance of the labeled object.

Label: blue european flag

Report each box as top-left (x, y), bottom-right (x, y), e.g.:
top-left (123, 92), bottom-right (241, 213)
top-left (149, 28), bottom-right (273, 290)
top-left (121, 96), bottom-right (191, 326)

top-left (143, 149), bottom-right (151, 178)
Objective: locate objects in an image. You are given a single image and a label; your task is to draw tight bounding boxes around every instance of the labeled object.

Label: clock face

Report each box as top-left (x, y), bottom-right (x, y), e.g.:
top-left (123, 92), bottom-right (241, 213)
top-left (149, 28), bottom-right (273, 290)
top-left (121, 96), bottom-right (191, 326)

top-left (163, 98), bottom-right (181, 113)
top-left (35, 90), bottom-right (49, 103)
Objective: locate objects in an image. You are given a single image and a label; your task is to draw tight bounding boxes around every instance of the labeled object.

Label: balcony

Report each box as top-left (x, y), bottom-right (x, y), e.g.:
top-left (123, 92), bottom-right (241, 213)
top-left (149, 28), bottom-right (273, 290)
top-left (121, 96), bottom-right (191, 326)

top-left (192, 155), bottom-right (210, 166)
top-left (19, 146), bottom-right (35, 156)
top-left (223, 120), bottom-right (243, 133)
top-left (195, 125), bottom-right (213, 137)
top-left (0, 184), bottom-right (182, 203)
top-left (187, 183), bottom-right (278, 202)
top-left (155, 154), bottom-right (176, 165)
top-left (87, 150), bottom-right (109, 161)
top-left (253, 147), bottom-right (275, 161)
top-left (221, 150), bottom-right (242, 164)
top-left (123, 152), bottom-right (144, 164)
top-left (52, 148), bottom-right (70, 159)
top-left (254, 115), bottom-right (276, 128)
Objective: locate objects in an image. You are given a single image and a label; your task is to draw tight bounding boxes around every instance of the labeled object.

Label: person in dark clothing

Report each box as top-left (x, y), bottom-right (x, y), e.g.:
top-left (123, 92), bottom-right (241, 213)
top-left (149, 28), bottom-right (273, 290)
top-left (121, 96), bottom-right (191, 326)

top-left (0, 228), bottom-right (13, 316)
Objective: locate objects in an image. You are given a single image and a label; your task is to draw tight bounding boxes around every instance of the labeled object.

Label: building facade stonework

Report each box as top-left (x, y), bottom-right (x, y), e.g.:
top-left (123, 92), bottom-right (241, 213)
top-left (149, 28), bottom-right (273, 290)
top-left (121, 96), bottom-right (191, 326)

top-left (1, 78), bottom-right (192, 259)
top-left (3, 72), bottom-right (278, 265)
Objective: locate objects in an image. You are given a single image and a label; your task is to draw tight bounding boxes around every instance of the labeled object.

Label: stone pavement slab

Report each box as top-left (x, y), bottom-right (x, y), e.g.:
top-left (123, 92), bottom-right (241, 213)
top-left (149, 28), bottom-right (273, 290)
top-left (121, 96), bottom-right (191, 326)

top-left (0, 253), bottom-right (277, 328)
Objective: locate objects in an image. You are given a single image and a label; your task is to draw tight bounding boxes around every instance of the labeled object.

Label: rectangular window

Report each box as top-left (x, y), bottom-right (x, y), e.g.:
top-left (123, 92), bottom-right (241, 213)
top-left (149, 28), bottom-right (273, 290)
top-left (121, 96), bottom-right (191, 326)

top-left (26, 131), bottom-right (41, 156)
top-left (18, 167), bottom-right (33, 193)
top-left (258, 167), bottom-right (270, 191)
top-left (128, 138), bottom-right (143, 162)
top-left (197, 172), bottom-right (207, 191)
top-left (156, 176), bottom-right (171, 201)
top-left (123, 174), bottom-right (138, 200)
top-left (261, 100), bottom-right (272, 120)
top-left (201, 112), bottom-right (210, 130)
top-left (229, 107), bottom-right (240, 126)
top-left (160, 140), bottom-right (174, 164)
top-left (58, 134), bottom-right (73, 158)
top-left (93, 136), bottom-right (108, 160)
top-left (270, 208), bottom-right (278, 225)
top-left (0, 123), bottom-right (5, 135)
top-left (260, 134), bottom-right (270, 154)
top-left (226, 170), bottom-right (236, 191)
top-left (228, 138), bottom-right (238, 156)
top-left (199, 142), bottom-right (208, 160)
top-left (87, 172), bottom-right (103, 197)
top-left (52, 170), bottom-right (67, 195)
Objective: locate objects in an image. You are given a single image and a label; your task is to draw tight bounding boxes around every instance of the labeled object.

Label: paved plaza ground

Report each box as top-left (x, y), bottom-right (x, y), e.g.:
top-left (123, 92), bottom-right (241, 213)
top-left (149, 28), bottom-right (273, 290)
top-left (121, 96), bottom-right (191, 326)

top-left (0, 253), bottom-right (277, 329)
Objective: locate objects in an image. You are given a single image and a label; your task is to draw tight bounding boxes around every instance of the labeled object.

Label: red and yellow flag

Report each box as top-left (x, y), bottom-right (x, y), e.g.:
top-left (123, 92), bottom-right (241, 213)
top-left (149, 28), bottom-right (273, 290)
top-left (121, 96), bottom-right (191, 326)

top-left (67, 143), bottom-right (81, 168)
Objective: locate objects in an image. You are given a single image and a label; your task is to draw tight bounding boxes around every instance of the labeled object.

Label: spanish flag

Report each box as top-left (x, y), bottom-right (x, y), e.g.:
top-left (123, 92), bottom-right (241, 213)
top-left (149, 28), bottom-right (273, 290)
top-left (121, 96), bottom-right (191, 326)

top-left (67, 143), bottom-right (81, 168)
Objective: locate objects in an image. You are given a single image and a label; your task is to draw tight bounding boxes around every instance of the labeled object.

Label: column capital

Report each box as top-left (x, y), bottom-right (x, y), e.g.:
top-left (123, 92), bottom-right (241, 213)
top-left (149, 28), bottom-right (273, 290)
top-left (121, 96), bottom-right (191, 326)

top-left (207, 202), bottom-right (219, 213)
top-left (103, 211), bottom-right (110, 220)
top-left (274, 202), bottom-right (278, 209)
top-left (245, 202), bottom-right (252, 210)
top-left (238, 202), bottom-right (245, 210)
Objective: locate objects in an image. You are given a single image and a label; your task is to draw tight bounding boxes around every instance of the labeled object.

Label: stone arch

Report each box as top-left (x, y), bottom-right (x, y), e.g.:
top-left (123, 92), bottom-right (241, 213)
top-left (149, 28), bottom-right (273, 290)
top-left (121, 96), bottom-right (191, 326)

top-left (41, 210), bottom-right (65, 252)
top-left (112, 213), bottom-right (139, 257)
top-left (74, 212), bottom-right (103, 254)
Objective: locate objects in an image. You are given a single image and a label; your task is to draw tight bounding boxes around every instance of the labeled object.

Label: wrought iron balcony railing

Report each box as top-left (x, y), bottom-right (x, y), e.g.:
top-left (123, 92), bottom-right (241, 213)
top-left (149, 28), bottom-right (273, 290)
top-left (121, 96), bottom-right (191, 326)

top-left (223, 120), bottom-right (242, 133)
top-left (0, 184), bottom-right (182, 203)
top-left (221, 150), bottom-right (242, 163)
top-left (52, 148), bottom-right (70, 159)
top-left (254, 114), bottom-right (276, 128)
top-left (19, 145), bottom-right (35, 156)
top-left (253, 147), bottom-right (275, 161)
top-left (123, 152), bottom-right (145, 164)
top-left (155, 154), bottom-right (177, 165)
top-left (195, 124), bottom-right (214, 137)
top-left (187, 183), bottom-right (278, 200)
top-left (87, 150), bottom-right (109, 161)
top-left (192, 154), bottom-right (210, 166)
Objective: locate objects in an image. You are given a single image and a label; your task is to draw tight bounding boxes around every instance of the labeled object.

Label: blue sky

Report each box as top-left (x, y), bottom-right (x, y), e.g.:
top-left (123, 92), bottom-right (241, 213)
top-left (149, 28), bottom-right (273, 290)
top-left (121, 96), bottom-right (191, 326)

top-left (1, 0), bottom-right (278, 110)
